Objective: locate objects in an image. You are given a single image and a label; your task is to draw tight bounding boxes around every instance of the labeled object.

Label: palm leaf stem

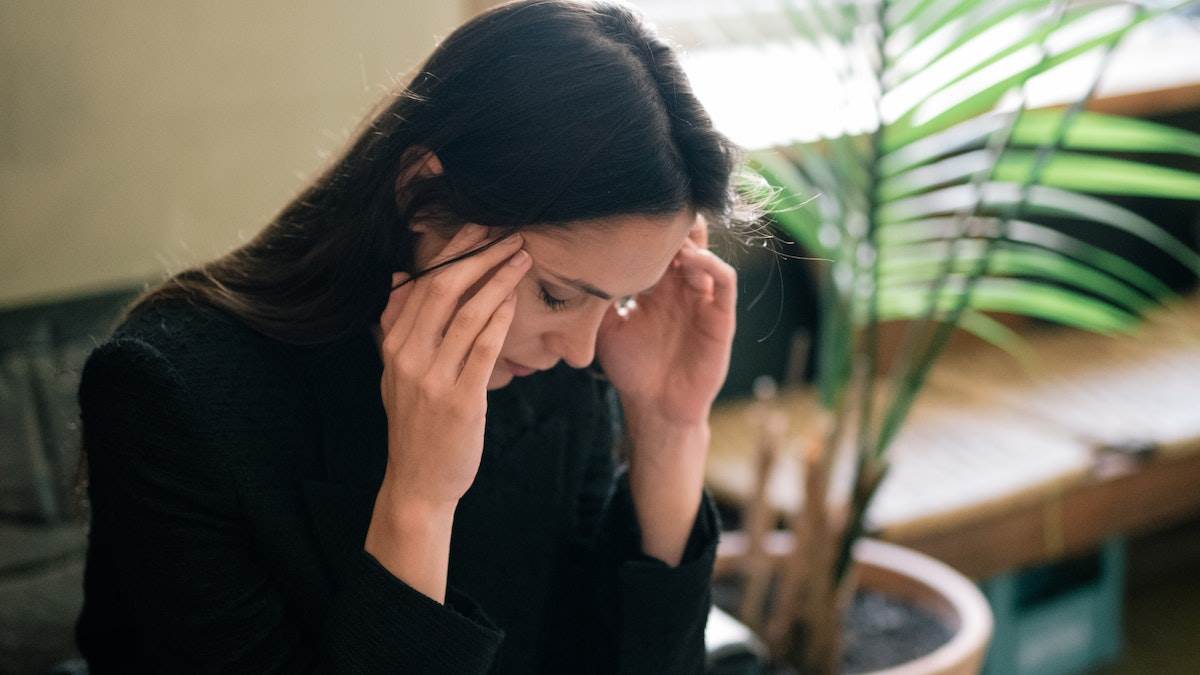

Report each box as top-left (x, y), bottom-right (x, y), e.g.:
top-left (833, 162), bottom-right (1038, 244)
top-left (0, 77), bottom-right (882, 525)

top-left (837, 0), bottom-right (893, 589)
top-left (875, 0), bottom-right (1077, 452)
top-left (875, 4), bottom-right (1135, 452)
top-left (873, 102), bottom-right (1027, 453)
top-left (855, 0), bottom-right (891, 467)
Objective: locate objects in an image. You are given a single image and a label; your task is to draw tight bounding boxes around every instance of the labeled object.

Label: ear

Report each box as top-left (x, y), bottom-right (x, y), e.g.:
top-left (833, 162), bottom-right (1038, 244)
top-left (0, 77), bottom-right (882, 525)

top-left (394, 147), bottom-right (445, 233)
top-left (414, 151), bottom-right (444, 177)
top-left (687, 212), bottom-right (709, 249)
top-left (396, 146), bottom-right (444, 185)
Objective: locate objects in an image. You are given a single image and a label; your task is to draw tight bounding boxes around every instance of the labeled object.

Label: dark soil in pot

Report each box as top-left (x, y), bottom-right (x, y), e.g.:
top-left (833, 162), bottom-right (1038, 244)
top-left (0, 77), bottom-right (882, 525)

top-left (712, 576), bottom-right (955, 673)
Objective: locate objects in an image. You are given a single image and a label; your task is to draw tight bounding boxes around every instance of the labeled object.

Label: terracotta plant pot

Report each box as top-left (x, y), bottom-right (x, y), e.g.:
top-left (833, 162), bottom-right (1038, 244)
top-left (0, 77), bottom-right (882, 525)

top-left (715, 532), bottom-right (994, 674)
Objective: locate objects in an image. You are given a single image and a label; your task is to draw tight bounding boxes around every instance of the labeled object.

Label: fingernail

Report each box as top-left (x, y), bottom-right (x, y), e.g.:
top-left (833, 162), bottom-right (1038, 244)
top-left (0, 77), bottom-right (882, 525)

top-left (508, 250), bottom-right (529, 266)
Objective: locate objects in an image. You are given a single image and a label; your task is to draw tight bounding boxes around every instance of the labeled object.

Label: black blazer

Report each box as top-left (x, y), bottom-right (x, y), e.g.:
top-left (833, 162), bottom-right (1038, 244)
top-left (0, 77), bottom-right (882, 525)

top-left (75, 299), bottom-right (719, 673)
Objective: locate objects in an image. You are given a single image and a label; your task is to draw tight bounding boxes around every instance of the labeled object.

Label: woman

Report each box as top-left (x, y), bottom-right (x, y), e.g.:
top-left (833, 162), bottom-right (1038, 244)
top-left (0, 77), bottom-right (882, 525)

top-left (76, 1), bottom-right (756, 672)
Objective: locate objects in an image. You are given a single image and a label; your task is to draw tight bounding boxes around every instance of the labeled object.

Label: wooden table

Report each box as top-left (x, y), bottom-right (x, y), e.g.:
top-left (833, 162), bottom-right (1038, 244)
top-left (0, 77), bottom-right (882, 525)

top-left (706, 297), bottom-right (1200, 580)
top-left (888, 449), bottom-right (1200, 579)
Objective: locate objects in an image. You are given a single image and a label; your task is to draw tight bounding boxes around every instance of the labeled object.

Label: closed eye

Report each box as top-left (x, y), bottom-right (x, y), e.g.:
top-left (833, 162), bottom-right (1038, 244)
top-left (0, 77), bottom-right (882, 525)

top-left (538, 285), bottom-right (570, 312)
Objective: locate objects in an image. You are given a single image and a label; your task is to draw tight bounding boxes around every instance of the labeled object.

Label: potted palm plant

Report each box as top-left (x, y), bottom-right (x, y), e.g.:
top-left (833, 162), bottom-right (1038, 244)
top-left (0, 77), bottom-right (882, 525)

top-left (705, 0), bottom-right (1200, 671)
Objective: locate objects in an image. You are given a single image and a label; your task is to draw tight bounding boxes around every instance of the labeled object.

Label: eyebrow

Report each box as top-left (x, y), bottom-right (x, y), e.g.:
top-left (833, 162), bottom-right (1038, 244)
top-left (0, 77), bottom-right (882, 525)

top-left (543, 270), bottom-right (614, 301)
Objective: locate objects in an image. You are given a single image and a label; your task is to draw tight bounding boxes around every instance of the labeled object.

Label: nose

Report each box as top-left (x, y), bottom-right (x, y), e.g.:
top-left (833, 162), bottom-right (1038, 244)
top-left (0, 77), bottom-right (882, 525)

top-left (546, 309), bottom-right (605, 369)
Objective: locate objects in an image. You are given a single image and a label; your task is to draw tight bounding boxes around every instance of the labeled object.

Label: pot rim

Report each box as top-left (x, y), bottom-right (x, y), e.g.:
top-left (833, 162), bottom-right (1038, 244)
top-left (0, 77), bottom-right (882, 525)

top-left (716, 531), bottom-right (993, 675)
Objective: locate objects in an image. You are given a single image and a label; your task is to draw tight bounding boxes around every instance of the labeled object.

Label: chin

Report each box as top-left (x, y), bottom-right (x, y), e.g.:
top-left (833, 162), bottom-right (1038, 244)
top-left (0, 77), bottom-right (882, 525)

top-left (486, 367), bottom-right (514, 391)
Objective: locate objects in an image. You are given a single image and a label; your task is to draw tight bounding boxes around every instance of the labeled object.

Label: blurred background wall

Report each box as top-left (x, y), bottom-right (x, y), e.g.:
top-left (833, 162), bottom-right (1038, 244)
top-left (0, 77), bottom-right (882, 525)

top-left (0, 4), bottom-right (474, 671)
top-left (0, 1), bottom-right (465, 308)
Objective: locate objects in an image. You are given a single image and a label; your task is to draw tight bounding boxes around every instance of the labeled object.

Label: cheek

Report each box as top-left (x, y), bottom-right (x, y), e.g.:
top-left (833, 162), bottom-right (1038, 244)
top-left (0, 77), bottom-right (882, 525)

top-left (497, 293), bottom-right (537, 354)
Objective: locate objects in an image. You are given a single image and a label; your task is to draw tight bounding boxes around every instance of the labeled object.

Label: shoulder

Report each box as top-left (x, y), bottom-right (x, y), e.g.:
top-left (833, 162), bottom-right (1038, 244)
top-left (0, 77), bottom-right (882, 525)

top-left (104, 298), bottom-right (295, 379)
top-left (96, 298), bottom-right (304, 396)
top-left (81, 298), bottom-right (314, 462)
top-left (79, 300), bottom-right (297, 514)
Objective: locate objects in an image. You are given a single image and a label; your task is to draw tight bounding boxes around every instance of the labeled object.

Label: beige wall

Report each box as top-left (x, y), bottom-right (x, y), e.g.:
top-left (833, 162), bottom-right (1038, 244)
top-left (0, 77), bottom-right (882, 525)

top-left (0, 1), bottom-right (466, 308)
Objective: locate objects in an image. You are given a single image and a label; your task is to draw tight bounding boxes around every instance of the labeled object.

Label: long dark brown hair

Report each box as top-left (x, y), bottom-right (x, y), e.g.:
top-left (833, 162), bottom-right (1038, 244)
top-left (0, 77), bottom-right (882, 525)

top-left (117, 0), bottom-right (757, 345)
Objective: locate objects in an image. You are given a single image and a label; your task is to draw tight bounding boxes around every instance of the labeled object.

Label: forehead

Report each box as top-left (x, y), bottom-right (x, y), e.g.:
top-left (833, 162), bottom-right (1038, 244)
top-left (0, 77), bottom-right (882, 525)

top-left (522, 211), bottom-right (695, 294)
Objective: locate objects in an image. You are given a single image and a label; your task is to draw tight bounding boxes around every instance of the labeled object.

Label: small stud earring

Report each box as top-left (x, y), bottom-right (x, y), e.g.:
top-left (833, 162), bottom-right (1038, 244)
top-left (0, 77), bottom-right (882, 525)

top-left (614, 296), bottom-right (638, 319)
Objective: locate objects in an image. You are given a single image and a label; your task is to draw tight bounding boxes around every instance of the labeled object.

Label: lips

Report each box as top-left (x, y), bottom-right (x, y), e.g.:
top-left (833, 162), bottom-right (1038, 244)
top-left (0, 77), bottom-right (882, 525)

top-left (505, 359), bottom-right (537, 376)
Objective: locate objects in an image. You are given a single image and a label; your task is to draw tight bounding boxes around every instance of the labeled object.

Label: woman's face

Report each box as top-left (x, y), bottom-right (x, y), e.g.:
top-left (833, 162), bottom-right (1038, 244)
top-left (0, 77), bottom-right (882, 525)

top-left (412, 210), bottom-right (696, 390)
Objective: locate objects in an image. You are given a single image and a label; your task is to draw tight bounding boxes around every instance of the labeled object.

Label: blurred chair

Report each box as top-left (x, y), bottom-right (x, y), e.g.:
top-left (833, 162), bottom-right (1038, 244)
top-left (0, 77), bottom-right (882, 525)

top-left (0, 286), bottom-right (139, 674)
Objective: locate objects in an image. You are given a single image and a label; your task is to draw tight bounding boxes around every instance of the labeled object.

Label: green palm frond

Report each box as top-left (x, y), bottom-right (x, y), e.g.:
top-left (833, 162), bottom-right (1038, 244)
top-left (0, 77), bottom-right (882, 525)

top-left (743, 0), bottom-right (1200, 583)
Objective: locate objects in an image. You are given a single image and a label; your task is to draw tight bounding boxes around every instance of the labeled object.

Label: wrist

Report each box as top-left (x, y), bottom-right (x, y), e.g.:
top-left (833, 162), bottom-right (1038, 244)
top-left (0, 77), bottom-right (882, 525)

top-left (622, 404), bottom-right (710, 447)
top-left (626, 457), bottom-right (706, 568)
top-left (374, 478), bottom-right (458, 530)
top-left (623, 413), bottom-right (710, 475)
top-left (620, 415), bottom-right (710, 568)
top-left (365, 482), bottom-right (457, 604)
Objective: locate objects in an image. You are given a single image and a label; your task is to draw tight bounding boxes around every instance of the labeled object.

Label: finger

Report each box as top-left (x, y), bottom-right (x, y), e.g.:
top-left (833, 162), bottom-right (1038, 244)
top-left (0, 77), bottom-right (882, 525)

top-left (392, 223), bottom-right (497, 350)
top-left (430, 248), bottom-right (530, 381)
top-left (404, 232), bottom-right (525, 356)
top-left (688, 272), bottom-right (714, 296)
top-left (688, 213), bottom-right (709, 249)
top-left (667, 246), bottom-right (711, 296)
top-left (385, 224), bottom-right (488, 352)
top-left (672, 247), bottom-right (714, 295)
top-left (425, 222), bottom-right (491, 269)
top-left (678, 246), bottom-right (736, 311)
top-left (457, 291), bottom-right (517, 389)
top-left (380, 272), bottom-right (412, 339)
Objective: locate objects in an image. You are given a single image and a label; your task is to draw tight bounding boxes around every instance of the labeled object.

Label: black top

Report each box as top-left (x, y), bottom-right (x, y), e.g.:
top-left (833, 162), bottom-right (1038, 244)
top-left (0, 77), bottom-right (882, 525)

top-left (75, 298), bottom-right (719, 674)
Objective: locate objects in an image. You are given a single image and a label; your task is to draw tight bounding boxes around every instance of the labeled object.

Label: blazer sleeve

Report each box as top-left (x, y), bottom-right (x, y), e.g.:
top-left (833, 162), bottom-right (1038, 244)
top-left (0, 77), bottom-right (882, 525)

top-left (554, 378), bottom-right (721, 674)
top-left (78, 338), bottom-right (503, 674)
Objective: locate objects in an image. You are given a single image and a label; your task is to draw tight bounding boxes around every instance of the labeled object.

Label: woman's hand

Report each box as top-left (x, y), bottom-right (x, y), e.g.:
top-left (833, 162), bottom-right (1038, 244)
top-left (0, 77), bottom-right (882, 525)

top-left (367, 223), bottom-right (530, 603)
top-left (376, 224), bottom-right (530, 507)
top-left (594, 215), bottom-right (737, 566)
top-left (595, 216), bottom-right (736, 427)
